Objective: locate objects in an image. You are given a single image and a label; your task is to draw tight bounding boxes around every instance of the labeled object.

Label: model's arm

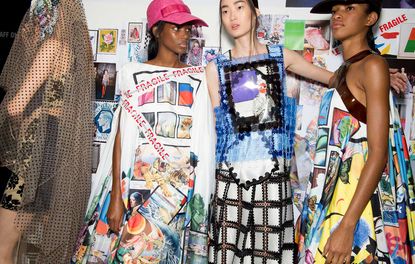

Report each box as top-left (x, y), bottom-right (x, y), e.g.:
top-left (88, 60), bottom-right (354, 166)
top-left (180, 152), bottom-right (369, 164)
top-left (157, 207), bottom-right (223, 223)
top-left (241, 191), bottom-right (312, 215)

top-left (283, 47), bottom-right (406, 92)
top-left (283, 47), bottom-right (333, 85)
top-left (324, 56), bottom-right (389, 264)
top-left (106, 120), bottom-right (125, 233)
top-left (205, 61), bottom-right (220, 109)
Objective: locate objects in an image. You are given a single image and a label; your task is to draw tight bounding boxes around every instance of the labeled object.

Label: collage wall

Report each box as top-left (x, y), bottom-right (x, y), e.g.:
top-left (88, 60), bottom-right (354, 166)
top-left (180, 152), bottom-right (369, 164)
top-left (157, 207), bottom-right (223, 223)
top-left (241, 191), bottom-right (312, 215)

top-left (84, 0), bottom-right (415, 220)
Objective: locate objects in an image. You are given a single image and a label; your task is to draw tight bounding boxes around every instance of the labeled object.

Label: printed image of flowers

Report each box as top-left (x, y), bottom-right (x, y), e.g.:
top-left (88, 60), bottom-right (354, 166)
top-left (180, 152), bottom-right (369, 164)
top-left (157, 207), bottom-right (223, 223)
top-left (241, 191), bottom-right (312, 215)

top-left (98, 29), bottom-right (118, 54)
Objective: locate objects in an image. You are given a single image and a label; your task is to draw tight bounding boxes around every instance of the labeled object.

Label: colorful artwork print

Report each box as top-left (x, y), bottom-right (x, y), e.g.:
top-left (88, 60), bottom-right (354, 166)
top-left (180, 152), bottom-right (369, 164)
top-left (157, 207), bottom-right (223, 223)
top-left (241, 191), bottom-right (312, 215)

top-left (94, 101), bottom-right (117, 142)
top-left (329, 108), bottom-right (360, 148)
top-left (231, 69), bottom-right (267, 117)
top-left (128, 22), bottom-right (142, 43)
top-left (94, 62), bottom-right (117, 100)
top-left (157, 81), bottom-right (177, 104)
top-left (318, 89), bottom-right (334, 126)
top-left (314, 127), bottom-right (328, 167)
top-left (178, 115), bottom-right (192, 139)
top-left (156, 112), bottom-right (177, 138)
top-left (138, 90), bottom-right (155, 106)
top-left (98, 29), bottom-right (118, 54)
top-left (257, 14), bottom-right (288, 45)
top-left (202, 47), bottom-right (220, 67)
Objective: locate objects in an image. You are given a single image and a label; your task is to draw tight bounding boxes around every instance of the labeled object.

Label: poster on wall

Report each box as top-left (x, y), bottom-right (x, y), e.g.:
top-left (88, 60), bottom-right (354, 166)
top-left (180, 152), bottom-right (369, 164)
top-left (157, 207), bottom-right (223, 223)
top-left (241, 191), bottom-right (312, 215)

top-left (94, 62), bottom-right (117, 101)
top-left (374, 13), bottom-right (409, 55)
top-left (94, 101), bottom-right (117, 142)
top-left (257, 14), bottom-right (289, 45)
top-left (398, 23), bottom-right (415, 59)
top-left (128, 22), bottom-right (143, 43)
top-left (89, 30), bottom-right (98, 61)
top-left (98, 29), bottom-right (118, 54)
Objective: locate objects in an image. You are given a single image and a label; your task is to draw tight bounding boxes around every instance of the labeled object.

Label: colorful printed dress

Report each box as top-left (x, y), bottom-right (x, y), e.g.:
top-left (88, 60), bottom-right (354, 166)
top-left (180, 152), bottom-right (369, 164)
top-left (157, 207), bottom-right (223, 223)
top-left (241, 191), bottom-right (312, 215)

top-left (297, 51), bottom-right (415, 263)
top-left (72, 63), bottom-right (215, 264)
top-left (208, 45), bottom-right (297, 264)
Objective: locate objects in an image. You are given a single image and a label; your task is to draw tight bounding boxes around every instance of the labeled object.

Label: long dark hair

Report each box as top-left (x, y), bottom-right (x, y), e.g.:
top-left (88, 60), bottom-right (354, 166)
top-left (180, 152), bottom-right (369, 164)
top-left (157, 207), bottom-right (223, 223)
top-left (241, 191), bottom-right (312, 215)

top-left (219, 0), bottom-right (259, 56)
top-left (147, 21), bottom-right (166, 60)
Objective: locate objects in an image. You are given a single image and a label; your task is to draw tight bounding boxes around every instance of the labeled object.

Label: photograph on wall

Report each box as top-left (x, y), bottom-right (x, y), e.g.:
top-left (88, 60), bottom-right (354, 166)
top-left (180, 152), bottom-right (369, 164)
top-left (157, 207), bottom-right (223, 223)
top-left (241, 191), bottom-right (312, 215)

top-left (202, 47), bottom-right (220, 67)
top-left (128, 22), bottom-right (143, 43)
top-left (94, 62), bottom-right (117, 100)
top-left (398, 23), bottom-right (415, 59)
top-left (187, 38), bottom-right (205, 66)
top-left (304, 20), bottom-right (330, 52)
top-left (89, 30), bottom-right (98, 61)
top-left (94, 101), bottom-right (117, 142)
top-left (98, 29), bottom-right (118, 54)
top-left (191, 24), bottom-right (203, 38)
top-left (257, 14), bottom-right (289, 45)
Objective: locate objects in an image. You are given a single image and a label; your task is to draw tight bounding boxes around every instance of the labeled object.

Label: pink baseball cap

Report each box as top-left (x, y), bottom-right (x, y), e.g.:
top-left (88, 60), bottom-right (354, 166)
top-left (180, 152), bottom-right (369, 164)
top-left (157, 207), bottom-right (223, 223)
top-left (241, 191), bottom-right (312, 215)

top-left (147, 0), bottom-right (208, 30)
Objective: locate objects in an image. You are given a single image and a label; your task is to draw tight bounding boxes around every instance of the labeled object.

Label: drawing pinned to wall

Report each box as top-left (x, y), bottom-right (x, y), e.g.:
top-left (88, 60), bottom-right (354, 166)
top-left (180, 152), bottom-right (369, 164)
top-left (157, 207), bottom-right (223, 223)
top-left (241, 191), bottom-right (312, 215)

top-left (257, 14), bottom-right (289, 45)
top-left (89, 30), bottom-right (98, 61)
top-left (94, 101), bottom-right (117, 142)
top-left (128, 22), bottom-right (143, 43)
top-left (202, 47), bottom-right (220, 66)
top-left (98, 29), bottom-right (118, 54)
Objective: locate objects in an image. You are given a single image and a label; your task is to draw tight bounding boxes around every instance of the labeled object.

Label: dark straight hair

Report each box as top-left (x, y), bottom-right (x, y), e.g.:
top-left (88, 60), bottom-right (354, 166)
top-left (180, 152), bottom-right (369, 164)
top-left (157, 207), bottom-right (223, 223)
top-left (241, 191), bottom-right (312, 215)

top-left (147, 21), bottom-right (166, 60)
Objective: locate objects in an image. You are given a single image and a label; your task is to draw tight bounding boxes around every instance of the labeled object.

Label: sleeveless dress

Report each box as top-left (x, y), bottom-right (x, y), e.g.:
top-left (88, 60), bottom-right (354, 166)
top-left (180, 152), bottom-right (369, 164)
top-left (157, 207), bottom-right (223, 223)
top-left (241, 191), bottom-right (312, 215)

top-left (297, 51), bottom-right (415, 263)
top-left (72, 63), bottom-right (215, 264)
top-left (208, 45), bottom-right (297, 264)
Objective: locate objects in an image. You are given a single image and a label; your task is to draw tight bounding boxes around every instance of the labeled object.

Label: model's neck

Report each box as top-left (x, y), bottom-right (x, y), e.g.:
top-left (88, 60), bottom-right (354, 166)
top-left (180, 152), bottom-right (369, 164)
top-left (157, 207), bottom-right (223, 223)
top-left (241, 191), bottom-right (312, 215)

top-left (150, 48), bottom-right (184, 68)
top-left (341, 35), bottom-right (371, 61)
top-left (232, 35), bottom-right (266, 58)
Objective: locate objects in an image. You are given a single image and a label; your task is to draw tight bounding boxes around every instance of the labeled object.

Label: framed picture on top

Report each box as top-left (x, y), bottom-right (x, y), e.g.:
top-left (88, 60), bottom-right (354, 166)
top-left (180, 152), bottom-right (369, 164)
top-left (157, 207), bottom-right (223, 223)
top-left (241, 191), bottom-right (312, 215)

top-left (128, 22), bottom-right (143, 43)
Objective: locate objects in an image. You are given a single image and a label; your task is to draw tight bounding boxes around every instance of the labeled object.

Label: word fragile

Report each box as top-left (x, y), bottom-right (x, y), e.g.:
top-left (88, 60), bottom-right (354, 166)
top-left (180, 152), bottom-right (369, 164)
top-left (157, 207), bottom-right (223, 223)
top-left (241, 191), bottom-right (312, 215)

top-left (379, 14), bottom-right (408, 33)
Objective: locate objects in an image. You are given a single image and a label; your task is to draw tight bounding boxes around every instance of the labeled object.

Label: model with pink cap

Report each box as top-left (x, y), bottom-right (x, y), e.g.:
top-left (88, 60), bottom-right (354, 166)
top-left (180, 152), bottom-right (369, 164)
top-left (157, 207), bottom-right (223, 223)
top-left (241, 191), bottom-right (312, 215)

top-left (72, 1), bottom-right (215, 263)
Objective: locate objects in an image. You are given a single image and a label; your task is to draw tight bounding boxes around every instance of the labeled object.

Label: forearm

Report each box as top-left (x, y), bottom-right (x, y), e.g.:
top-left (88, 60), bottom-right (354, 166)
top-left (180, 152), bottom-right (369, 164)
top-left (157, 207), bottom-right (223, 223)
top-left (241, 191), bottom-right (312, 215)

top-left (342, 154), bottom-right (387, 227)
top-left (111, 127), bottom-right (122, 198)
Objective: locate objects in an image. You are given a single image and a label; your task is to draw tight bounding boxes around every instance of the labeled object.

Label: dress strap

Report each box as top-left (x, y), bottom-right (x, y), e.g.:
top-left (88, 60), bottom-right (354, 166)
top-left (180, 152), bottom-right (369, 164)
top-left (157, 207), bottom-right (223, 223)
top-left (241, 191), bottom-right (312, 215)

top-left (335, 50), bottom-right (373, 124)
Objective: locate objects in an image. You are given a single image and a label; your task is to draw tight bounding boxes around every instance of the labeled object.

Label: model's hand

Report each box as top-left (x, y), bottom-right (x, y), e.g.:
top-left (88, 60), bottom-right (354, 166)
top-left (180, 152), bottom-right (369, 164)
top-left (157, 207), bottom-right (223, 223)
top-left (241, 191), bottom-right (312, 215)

top-left (107, 192), bottom-right (125, 233)
top-left (323, 221), bottom-right (354, 264)
top-left (389, 68), bottom-right (408, 94)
